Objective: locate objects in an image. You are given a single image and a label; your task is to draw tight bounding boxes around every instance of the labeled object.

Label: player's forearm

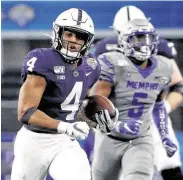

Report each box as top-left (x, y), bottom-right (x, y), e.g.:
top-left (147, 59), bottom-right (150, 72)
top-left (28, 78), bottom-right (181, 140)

top-left (18, 108), bottom-right (60, 130)
top-left (166, 92), bottom-right (183, 112)
top-left (29, 109), bottom-right (60, 129)
top-left (152, 101), bottom-right (168, 138)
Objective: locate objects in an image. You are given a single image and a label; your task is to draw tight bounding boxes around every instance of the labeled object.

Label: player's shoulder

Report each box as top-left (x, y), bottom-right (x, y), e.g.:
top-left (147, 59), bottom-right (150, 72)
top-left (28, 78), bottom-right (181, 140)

top-left (84, 53), bottom-right (100, 71)
top-left (25, 48), bottom-right (51, 62)
top-left (24, 48), bottom-right (64, 66)
top-left (155, 55), bottom-right (173, 70)
top-left (156, 54), bottom-right (171, 63)
top-left (22, 48), bottom-right (63, 79)
top-left (158, 38), bottom-right (177, 59)
top-left (26, 48), bottom-right (57, 59)
top-left (97, 51), bottom-right (128, 67)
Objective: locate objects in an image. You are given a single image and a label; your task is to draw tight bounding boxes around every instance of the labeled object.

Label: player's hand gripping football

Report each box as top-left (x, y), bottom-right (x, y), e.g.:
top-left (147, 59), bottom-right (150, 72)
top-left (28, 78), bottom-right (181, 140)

top-left (115, 119), bottom-right (143, 136)
top-left (57, 121), bottom-right (90, 140)
top-left (162, 137), bottom-right (177, 157)
top-left (95, 108), bottom-right (119, 133)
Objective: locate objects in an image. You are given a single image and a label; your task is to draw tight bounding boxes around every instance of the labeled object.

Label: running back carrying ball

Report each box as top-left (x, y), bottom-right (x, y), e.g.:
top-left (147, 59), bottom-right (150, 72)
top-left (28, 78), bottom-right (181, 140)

top-left (78, 95), bottom-right (117, 130)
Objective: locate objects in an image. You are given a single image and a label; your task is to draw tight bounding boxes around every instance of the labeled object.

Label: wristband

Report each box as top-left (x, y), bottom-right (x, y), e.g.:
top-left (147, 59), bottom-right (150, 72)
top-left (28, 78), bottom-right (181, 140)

top-left (57, 121), bottom-right (68, 134)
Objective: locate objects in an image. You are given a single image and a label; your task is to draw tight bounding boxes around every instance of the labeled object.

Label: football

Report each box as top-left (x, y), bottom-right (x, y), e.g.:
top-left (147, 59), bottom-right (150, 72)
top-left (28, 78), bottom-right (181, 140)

top-left (83, 95), bottom-right (116, 123)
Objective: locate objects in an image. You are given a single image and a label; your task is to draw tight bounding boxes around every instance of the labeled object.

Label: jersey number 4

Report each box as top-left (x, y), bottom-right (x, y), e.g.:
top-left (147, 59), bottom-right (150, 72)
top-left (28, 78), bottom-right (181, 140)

top-left (61, 82), bottom-right (83, 120)
top-left (27, 57), bottom-right (37, 72)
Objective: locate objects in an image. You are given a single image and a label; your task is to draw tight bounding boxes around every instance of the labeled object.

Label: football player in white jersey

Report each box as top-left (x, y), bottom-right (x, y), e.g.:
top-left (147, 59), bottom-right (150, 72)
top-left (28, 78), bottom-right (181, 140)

top-left (90, 18), bottom-right (179, 180)
top-left (92, 5), bottom-right (183, 180)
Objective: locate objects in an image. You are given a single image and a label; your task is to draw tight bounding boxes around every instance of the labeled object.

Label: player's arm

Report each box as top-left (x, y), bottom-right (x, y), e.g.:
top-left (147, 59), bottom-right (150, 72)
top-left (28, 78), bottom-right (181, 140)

top-left (18, 74), bottom-right (60, 129)
top-left (90, 80), bottom-right (112, 97)
top-left (152, 90), bottom-right (177, 157)
top-left (165, 60), bottom-right (183, 113)
top-left (88, 54), bottom-right (120, 133)
top-left (18, 74), bottom-right (89, 139)
top-left (90, 54), bottom-right (115, 97)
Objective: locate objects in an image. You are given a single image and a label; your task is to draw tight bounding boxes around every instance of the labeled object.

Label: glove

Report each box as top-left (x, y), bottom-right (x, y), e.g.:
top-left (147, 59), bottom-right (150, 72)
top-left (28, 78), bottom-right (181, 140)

top-left (95, 108), bottom-right (119, 133)
top-left (57, 121), bottom-right (90, 140)
top-left (162, 137), bottom-right (177, 157)
top-left (115, 119), bottom-right (143, 136)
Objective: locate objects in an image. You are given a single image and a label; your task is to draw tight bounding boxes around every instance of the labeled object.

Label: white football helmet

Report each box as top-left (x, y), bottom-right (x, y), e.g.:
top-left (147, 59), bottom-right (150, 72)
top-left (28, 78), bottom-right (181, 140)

top-left (113, 5), bottom-right (147, 34)
top-left (52, 8), bottom-right (95, 63)
top-left (118, 19), bottom-right (159, 61)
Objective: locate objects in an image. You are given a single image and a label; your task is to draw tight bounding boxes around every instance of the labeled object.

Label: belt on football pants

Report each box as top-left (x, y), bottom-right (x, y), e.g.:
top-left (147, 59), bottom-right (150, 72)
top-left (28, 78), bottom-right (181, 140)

top-left (107, 135), bottom-right (138, 142)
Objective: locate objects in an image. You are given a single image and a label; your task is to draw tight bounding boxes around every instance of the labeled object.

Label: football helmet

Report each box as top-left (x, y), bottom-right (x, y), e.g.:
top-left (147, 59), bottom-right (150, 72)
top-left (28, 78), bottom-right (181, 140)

top-left (112, 5), bottom-right (147, 34)
top-left (118, 19), bottom-right (159, 61)
top-left (52, 8), bottom-right (95, 64)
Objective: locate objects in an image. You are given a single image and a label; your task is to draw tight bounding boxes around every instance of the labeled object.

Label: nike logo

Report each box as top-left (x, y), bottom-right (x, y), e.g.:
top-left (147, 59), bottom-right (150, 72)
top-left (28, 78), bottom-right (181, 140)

top-left (85, 72), bottom-right (92, 76)
top-left (154, 76), bottom-right (162, 79)
top-left (124, 123), bottom-right (136, 134)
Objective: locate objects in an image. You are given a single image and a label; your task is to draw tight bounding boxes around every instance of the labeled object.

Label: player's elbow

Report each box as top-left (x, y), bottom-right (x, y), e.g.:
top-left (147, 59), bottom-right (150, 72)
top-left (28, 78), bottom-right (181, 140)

top-left (17, 107), bottom-right (37, 124)
top-left (18, 107), bottom-right (27, 121)
top-left (169, 82), bottom-right (183, 96)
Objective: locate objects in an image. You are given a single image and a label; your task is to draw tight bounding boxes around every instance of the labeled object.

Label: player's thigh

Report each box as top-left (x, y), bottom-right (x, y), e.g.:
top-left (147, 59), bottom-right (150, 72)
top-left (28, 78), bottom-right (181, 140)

top-left (92, 133), bottom-right (121, 180)
top-left (122, 140), bottom-right (154, 180)
top-left (11, 128), bottom-right (48, 180)
top-left (49, 141), bottom-right (91, 180)
top-left (11, 155), bottom-right (48, 180)
top-left (92, 157), bottom-right (121, 180)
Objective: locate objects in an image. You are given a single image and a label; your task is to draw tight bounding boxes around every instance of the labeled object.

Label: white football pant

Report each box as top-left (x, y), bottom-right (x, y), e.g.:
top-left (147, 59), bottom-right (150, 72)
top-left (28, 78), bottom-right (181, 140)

top-left (11, 126), bottom-right (91, 180)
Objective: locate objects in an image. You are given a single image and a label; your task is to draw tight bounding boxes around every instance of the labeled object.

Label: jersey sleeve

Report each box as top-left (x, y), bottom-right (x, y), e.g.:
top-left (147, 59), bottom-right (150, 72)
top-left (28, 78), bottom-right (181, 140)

top-left (97, 54), bottom-right (115, 85)
top-left (21, 49), bottom-right (49, 82)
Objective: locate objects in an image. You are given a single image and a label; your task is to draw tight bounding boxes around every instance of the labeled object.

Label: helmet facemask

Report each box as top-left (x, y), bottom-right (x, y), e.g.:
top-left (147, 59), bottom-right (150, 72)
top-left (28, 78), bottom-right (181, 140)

top-left (52, 25), bottom-right (94, 64)
top-left (118, 19), bottom-right (159, 62)
top-left (127, 31), bottom-right (159, 61)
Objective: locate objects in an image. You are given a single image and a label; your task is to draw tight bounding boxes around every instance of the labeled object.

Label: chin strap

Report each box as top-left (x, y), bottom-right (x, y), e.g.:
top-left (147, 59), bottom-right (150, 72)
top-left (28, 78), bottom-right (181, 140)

top-left (54, 48), bottom-right (80, 64)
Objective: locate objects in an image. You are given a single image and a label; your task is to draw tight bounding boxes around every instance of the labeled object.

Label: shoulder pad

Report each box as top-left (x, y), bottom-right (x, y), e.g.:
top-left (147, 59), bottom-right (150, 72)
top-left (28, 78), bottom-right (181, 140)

top-left (21, 48), bottom-right (54, 80)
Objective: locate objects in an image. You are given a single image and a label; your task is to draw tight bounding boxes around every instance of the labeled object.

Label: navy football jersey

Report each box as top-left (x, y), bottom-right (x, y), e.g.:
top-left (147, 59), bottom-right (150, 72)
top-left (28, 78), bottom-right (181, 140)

top-left (92, 36), bottom-right (177, 59)
top-left (158, 38), bottom-right (177, 59)
top-left (21, 48), bottom-right (100, 132)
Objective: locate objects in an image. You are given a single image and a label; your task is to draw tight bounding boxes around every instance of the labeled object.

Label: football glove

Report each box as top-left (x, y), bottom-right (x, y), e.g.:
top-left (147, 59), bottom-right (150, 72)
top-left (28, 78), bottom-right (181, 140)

top-left (162, 137), bottom-right (177, 157)
top-left (115, 119), bottom-right (143, 136)
top-left (57, 121), bottom-right (90, 140)
top-left (95, 108), bottom-right (119, 133)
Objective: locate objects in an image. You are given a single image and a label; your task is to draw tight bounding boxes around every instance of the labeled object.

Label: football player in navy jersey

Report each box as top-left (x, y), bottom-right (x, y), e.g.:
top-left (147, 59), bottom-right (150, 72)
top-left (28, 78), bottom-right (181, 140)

top-left (91, 5), bottom-right (183, 180)
top-left (10, 8), bottom-right (106, 180)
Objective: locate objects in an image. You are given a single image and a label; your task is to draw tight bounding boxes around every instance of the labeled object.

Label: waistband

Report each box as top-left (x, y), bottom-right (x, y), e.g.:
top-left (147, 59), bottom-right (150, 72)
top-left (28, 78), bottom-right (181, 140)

top-left (24, 125), bottom-right (58, 134)
top-left (107, 134), bottom-right (137, 142)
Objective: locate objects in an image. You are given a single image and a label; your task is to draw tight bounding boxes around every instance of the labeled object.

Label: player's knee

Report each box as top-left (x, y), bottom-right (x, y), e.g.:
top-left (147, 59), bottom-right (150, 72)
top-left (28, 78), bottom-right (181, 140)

top-left (161, 167), bottom-right (183, 180)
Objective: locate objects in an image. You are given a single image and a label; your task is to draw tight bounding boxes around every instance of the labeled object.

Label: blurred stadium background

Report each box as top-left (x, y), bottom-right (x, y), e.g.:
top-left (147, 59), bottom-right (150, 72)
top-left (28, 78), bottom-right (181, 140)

top-left (1, 1), bottom-right (183, 180)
